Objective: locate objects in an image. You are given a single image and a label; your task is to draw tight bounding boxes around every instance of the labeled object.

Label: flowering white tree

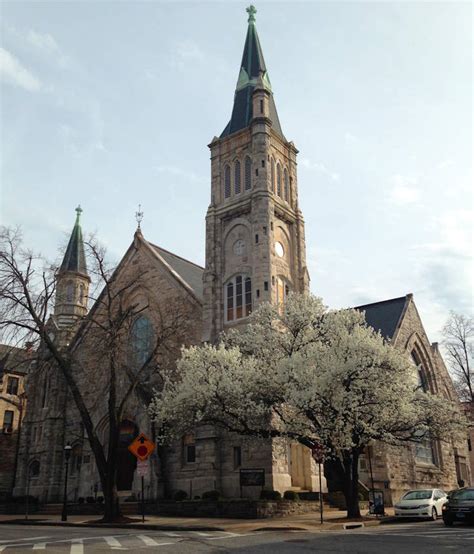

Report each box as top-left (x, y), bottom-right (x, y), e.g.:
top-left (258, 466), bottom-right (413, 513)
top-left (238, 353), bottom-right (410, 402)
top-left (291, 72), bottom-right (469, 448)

top-left (150, 294), bottom-right (466, 518)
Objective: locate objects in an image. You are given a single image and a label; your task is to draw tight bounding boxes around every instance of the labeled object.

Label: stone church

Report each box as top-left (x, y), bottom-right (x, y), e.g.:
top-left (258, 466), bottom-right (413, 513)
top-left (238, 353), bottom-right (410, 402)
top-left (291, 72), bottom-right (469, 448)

top-left (13, 6), bottom-right (469, 507)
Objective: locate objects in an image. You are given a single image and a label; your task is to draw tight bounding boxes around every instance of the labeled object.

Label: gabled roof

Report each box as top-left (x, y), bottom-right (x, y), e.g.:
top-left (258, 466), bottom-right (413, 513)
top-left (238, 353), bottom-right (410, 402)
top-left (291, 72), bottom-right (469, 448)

top-left (59, 206), bottom-right (88, 276)
top-left (147, 242), bottom-right (204, 302)
top-left (220, 6), bottom-right (284, 139)
top-left (354, 295), bottom-right (409, 340)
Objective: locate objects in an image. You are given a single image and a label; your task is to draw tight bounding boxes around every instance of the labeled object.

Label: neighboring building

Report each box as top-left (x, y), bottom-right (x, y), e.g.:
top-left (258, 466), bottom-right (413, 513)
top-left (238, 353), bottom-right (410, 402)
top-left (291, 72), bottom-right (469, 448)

top-left (462, 401), bottom-right (474, 486)
top-left (13, 7), bottom-right (468, 506)
top-left (0, 345), bottom-right (29, 500)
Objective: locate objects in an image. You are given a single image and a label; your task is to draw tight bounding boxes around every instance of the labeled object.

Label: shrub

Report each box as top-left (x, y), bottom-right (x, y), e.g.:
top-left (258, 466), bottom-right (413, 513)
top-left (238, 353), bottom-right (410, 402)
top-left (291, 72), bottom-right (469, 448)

top-left (77, 497), bottom-right (85, 505)
top-left (260, 489), bottom-right (282, 501)
top-left (97, 496), bottom-right (104, 504)
top-left (202, 490), bottom-right (221, 501)
top-left (283, 490), bottom-right (299, 501)
top-left (86, 496), bottom-right (96, 504)
top-left (10, 495), bottom-right (38, 504)
top-left (173, 490), bottom-right (188, 501)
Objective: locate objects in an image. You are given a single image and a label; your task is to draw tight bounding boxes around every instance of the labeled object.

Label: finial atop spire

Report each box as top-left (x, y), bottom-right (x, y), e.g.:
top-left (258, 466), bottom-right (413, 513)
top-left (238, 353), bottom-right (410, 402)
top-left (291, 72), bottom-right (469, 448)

top-left (75, 205), bottom-right (83, 223)
top-left (246, 5), bottom-right (257, 24)
top-left (135, 204), bottom-right (144, 230)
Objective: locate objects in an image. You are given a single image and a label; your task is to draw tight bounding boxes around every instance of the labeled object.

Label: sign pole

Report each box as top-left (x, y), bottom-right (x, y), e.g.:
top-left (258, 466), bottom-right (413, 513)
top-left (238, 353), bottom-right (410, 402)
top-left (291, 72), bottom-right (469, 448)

top-left (318, 462), bottom-right (323, 525)
top-left (141, 476), bottom-right (145, 523)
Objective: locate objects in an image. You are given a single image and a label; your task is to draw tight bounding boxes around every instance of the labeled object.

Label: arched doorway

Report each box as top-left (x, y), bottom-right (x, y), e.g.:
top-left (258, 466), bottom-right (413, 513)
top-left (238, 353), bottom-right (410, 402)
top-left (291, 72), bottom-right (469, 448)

top-left (117, 420), bottom-right (138, 491)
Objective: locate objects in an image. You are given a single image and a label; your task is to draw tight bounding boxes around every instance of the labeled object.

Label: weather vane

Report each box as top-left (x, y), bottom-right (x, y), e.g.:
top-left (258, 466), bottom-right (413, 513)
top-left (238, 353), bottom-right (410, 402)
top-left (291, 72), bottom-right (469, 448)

top-left (135, 204), bottom-right (144, 230)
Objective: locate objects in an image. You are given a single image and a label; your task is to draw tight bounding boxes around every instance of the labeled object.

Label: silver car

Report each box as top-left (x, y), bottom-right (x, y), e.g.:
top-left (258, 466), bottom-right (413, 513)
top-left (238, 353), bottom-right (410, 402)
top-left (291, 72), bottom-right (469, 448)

top-left (394, 489), bottom-right (448, 520)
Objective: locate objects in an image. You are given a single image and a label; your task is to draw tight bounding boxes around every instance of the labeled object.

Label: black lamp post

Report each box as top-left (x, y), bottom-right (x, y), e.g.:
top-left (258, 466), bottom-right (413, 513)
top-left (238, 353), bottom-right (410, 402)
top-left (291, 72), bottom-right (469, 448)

top-left (61, 444), bottom-right (72, 522)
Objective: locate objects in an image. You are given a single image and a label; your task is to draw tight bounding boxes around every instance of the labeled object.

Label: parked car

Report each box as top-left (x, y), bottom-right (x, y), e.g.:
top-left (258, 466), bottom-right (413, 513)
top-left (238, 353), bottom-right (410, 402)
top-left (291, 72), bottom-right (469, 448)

top-left (394, 489), bottom-right (448, 520)
top-left (442, 488), bottom-right (474, 526)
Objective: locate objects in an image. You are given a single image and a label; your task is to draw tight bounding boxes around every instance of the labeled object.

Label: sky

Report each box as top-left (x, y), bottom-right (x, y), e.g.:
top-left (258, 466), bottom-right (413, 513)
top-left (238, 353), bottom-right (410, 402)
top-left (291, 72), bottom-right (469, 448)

top-left (1, 0), bottom-right (472, 342)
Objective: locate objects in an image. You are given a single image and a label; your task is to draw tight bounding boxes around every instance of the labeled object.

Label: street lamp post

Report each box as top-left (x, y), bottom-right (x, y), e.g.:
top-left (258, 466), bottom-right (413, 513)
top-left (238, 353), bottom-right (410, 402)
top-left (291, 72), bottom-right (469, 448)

top-left (61, 444), bottom-right (72, 522)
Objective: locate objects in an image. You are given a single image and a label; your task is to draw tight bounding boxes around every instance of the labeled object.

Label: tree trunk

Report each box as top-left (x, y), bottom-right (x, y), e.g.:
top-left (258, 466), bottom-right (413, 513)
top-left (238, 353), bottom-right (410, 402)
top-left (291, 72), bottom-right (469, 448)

top-left (101, 472), bottom-right (121, 522)
top-left (340, 450), bottom-right (361, 519)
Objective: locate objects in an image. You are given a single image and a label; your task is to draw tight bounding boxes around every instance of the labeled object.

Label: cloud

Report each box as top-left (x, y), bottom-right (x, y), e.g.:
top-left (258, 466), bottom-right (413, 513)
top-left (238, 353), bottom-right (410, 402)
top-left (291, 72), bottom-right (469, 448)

top-left (0, 47), bottom-right (42, 91)
top-left (299, 158), bottom-right (340, 182)
top-left (168, 40), bottom-right (205, 69)
top-left (411, 208), bottom-right (473, 316)
top-left (388, 174), bottom-right (420, 204)
top-left (26, 29), bottom-right (70, 69)
top-left (154, 165), bottom-right (205, 184)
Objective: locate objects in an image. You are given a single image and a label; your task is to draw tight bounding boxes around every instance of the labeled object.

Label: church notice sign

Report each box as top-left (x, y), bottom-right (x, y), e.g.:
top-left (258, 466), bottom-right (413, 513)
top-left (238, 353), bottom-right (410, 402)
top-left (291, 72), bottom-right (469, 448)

top-left (239, 468), bottom-right (265, 487)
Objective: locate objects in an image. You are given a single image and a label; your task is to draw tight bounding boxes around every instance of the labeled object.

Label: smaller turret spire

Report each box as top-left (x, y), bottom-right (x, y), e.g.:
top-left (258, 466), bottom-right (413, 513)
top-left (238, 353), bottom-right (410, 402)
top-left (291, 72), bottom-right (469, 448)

top-left (59, 206), bottom-right (88, 276)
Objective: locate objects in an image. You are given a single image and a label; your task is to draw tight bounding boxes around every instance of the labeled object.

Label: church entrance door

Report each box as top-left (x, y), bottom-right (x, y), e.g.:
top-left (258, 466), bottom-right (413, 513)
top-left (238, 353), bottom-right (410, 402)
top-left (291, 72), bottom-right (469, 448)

top-left (290, 443), bottom-right (312, 490)
top-left (117, 420), bottom-right (138, 491)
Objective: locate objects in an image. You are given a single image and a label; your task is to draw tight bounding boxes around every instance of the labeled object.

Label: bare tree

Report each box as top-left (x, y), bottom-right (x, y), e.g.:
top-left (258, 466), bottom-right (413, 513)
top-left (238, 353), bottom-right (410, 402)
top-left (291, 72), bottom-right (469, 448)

top-left (443, 312), bottom-right (474, 402)
top-left (0, 226), bottom-right (189, 521)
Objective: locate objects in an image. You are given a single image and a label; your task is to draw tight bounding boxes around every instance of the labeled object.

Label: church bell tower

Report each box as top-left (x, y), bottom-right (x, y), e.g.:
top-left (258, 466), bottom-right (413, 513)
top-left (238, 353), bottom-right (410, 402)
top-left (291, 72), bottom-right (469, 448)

top-left (202, 5), bottom-right (309, 343)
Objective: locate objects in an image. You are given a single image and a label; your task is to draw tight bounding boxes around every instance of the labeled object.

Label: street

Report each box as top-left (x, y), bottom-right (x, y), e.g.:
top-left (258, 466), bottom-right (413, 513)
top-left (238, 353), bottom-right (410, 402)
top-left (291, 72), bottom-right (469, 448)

top-left (0, 520), bottom-right (472, 553)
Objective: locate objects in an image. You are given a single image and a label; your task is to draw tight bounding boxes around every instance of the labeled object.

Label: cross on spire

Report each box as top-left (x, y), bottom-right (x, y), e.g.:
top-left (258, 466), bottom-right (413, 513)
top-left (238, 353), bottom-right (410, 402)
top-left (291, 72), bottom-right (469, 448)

top-left (75, 205), bottom-right (83, 223)
top-left (246, 5), bottom-right (257, 24)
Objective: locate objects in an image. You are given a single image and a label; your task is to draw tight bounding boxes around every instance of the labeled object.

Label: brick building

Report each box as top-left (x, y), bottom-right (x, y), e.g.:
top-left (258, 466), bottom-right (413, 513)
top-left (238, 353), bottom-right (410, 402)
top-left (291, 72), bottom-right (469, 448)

top-left (13, 6), bottom-right (468, 507)
top-left (0, 345), bottom-right (29, 500)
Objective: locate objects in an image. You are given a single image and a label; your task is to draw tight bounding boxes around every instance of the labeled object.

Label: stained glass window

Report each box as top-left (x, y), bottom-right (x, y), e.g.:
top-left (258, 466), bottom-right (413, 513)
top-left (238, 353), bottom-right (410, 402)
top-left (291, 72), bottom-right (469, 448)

top-left (131, 316), bottom-right (154, 368)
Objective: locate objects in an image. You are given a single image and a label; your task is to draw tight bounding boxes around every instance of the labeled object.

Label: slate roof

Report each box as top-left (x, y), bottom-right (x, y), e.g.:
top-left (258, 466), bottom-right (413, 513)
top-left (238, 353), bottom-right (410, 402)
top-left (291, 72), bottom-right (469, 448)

top-left (220, 11), bottom-right (284, 139)
top-left (60, 207), bottom-right (88, 276)
top-left (148, 243), bottom-right (204, 302)
top-left (354, 295), bottom-right (409, 340)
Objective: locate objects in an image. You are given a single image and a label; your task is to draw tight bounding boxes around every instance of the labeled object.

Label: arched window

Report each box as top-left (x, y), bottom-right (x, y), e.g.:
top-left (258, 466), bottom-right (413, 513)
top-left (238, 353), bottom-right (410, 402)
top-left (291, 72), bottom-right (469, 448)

top-left (411, 351), bottom-right (429, 392)
top-left (41, 375), bottom-right (49, 408)
top-left (245, 156), bottom-right (252, 190)
top-left (79, 284), bottom-right (85, 305)
top-left (276, 164), bottom-right (282, 196)
top-left (284, 168), bottom-right (289, 201)
top-left (131, 316), bottom-right (154, 368)
top-left (276, 277), bottom-right (290, 305)
top-left (271, 158), bottom-right (275, 192)
top-left (66, 281), bottom-right (74, 302)
top-left (29, 460), bottom-right (40, 478)
top-left (234, 160), bottom-right (241, 194)
top-left (225, 275), bottom-right (252, 322)
top-left (224, 165), bottom-right (231, 198)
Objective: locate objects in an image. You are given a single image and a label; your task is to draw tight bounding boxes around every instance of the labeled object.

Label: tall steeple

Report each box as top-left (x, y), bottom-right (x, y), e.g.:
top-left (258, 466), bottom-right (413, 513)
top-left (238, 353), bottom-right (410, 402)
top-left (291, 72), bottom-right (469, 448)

top-left (54, 206), bottom-right (90, 328)
top-left (220, 5), bottom-right (284, 139)
top-left (202, 6), bottom-right (309, 343)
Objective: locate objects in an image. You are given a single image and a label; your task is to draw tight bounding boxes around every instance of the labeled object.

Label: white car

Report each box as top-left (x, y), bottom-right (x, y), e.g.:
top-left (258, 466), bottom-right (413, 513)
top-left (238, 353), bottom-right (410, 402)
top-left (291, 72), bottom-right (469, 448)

top-left (394, 489), bottom-right (448, 520)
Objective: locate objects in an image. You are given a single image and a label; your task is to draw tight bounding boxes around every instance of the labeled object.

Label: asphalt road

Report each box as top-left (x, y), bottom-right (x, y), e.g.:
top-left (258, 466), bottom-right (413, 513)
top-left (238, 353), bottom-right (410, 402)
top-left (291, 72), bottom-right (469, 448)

top-left (0, 520), bottom-right (472, 553)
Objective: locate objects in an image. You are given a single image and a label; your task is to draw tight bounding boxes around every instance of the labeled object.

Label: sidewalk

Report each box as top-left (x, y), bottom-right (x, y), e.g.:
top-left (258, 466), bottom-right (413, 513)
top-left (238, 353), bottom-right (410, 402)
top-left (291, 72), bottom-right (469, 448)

top-left (0, 508), bottom-right (395, 533)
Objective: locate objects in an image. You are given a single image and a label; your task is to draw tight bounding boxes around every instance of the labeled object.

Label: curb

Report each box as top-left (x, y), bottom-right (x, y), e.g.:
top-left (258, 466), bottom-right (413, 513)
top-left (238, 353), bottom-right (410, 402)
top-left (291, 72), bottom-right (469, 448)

top-left (0, 517), bottom-right (383, 533)
top-left (0, 519), bottom-right (222, 532)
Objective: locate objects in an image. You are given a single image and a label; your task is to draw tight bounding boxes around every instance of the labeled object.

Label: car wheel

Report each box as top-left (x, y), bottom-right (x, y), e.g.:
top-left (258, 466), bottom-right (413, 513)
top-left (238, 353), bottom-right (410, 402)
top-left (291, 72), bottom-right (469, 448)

top-left (430, 507), bottom-right (437, 521)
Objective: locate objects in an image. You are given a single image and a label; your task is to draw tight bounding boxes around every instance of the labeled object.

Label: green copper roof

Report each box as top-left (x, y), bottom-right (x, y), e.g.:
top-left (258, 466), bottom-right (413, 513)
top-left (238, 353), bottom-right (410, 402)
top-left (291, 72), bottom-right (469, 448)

top-left (59, 206), bottom-right (88, 276)
top-left (221, 5), bottom-right (284, 139)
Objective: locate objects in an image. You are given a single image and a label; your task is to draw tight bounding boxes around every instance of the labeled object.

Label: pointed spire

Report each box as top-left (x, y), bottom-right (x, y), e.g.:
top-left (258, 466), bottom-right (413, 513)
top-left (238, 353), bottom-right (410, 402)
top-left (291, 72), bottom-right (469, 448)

top-left (59, 205), bottom-right (88, 276)
top-left (221, 5), bottom-right (284, 139)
